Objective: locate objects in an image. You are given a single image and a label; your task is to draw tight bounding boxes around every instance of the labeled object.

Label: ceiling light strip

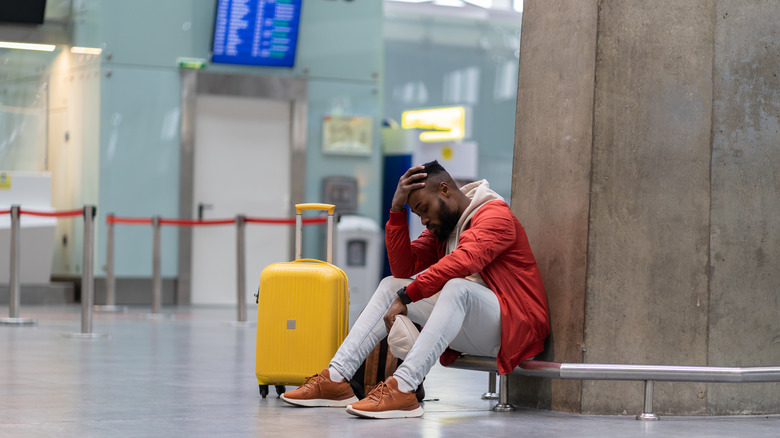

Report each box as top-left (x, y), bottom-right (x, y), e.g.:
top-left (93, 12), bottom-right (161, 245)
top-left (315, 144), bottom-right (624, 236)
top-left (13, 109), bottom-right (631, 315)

top-left (71, 47), bottom-right (102, 55)
top-left (0, 41), bottom-right (56, 52)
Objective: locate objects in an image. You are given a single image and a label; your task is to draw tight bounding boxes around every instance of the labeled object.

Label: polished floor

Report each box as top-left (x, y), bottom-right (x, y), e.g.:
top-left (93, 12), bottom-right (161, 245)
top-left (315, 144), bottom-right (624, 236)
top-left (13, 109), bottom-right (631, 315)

top-left (1, 304), bottom-right (779, 437)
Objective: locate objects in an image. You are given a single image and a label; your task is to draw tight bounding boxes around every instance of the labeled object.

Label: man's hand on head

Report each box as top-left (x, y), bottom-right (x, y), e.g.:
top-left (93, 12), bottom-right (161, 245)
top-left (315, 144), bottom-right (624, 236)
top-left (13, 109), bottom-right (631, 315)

top-left (391, 165), bottom-right (427, 212)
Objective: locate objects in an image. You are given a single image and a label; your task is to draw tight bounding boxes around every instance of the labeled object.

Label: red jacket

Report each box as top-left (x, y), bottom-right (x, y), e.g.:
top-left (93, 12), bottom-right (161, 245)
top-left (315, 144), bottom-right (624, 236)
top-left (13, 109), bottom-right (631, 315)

top-left (385, 201), bottom-right (549, 374)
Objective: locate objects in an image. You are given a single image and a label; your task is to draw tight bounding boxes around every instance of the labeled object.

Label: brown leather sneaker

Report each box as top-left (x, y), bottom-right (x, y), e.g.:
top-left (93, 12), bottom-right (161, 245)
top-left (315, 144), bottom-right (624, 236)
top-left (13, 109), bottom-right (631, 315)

top-left (346, 377), bottom-right (424, 419)
top-left (280, 369), bottom-right (359, 407)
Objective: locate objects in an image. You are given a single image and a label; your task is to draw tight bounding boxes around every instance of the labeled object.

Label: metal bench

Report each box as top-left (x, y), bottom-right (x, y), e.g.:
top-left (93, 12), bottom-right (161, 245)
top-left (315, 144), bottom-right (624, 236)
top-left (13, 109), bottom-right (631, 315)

top-left (448, 355), bottom-right (780, 420)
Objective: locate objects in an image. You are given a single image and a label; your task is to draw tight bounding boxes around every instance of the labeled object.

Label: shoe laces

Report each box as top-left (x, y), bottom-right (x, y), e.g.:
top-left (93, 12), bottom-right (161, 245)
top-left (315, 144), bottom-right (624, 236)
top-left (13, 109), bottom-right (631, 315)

top-left (365, 381), bottom-right (393, 405)
top-left (301, 373), bottom-right (326, 390)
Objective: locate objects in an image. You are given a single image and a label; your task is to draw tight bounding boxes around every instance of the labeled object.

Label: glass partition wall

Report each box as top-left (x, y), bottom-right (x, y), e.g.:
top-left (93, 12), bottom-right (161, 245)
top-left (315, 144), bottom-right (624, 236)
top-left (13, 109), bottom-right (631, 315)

top-left (0, 45), bottom-right (101, 278)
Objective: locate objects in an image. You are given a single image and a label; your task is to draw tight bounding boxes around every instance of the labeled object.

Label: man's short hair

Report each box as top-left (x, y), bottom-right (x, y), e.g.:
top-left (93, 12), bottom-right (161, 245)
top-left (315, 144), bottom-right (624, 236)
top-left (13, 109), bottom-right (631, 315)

top-left (411, 160), bottom-right (453, 191)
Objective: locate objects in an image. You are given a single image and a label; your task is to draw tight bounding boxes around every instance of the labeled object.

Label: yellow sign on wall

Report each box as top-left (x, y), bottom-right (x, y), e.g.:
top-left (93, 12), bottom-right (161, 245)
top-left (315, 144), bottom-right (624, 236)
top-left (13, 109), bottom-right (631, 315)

top-left (0, 173), bottom-right (10, 190)
top-left (401, 106), bottom-right (469, 142)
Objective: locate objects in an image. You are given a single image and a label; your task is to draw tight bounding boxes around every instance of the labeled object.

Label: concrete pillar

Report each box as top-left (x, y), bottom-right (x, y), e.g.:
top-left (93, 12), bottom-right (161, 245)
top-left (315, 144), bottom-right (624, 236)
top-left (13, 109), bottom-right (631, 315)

top-left (509, 0), bottom-right (598, 414)
top-left (510, 0), bottom-right (780, 415)
top-left (708, 0), bottom-right (780, 415)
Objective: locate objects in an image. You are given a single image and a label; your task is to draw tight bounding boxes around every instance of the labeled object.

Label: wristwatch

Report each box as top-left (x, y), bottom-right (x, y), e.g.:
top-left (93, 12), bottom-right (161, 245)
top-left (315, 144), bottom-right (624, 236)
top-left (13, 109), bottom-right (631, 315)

top-left (396, 286), bottom-right (412, 305)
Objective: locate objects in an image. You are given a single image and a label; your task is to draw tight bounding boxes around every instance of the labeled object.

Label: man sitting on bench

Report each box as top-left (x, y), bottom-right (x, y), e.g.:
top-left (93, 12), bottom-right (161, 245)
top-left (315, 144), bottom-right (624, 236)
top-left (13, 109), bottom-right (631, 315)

top-left (281, 160), bottom-right (550, 419)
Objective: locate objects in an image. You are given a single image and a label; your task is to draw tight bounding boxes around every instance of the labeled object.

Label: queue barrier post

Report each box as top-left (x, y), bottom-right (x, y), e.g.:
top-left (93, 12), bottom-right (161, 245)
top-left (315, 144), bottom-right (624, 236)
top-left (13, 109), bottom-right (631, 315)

top-left (223, 215), bottom-right (255, 328)
top-left (236, 215), bottom-right (246, 322)
top-left (2, 205), bottom-right (36, 325)
top-left (81, 205), bottom-right (96, 332)
top-left (143, 216), bottom-right (168, 319)
top-left (153, 215), bottom-right (161, 314)
top-left (95, 214), bottom-right (128, 313)
top-left (65, 205), bottom-right (107, 339)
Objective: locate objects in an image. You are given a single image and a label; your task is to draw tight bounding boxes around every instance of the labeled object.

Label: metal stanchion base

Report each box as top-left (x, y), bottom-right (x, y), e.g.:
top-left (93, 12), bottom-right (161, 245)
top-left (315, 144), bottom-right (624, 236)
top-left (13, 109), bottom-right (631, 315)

top-left (94, 305), bottom-right (130, 313)
top-left (1, 317), bottom-right (37, 325)
top-left (63, 332), bottom-right (110, 339)
top-left (481, 392), bottom-right (499, 400)
top-left (221, 321), bottom-right (256, 328)
top-left (492, 403), bottom-right (516, 412)
top-left (141, 313), bottom-right (175, 320)
top-left (636, 412), bottom-right (659, 421)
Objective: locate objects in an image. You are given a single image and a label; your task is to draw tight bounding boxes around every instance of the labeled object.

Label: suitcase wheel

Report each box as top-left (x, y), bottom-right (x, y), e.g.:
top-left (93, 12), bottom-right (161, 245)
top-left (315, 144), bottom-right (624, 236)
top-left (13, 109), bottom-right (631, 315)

top-left (274, 385), bottom-right (286, 397)
top-left (259, 385), bottom-right (269, 398)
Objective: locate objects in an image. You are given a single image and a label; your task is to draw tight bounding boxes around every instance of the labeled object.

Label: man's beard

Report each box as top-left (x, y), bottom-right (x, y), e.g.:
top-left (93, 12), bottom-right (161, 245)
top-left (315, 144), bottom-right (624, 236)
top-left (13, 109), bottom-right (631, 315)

top-left (430, 198), bottom-right (460, 241)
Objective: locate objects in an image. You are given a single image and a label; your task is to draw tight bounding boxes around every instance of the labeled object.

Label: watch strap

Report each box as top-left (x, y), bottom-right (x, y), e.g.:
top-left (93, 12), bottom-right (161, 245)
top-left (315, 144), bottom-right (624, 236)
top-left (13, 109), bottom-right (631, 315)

top-left (396, 286), bottom-right (412, 305)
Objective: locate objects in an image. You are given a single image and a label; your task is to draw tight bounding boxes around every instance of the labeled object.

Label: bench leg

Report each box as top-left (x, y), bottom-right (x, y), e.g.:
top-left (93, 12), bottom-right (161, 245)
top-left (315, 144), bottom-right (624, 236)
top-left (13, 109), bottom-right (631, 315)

top-left (481, 372), bottom-right (499, 400)
top-left (492, 374), bottom-right (515, 412)
top-left (635, 380), bottom-right (659, 421)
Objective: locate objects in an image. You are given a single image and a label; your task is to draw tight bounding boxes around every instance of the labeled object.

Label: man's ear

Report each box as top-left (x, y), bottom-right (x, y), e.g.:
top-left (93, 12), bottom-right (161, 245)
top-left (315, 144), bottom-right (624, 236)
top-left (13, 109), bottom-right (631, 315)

top-left (439, 181), bottom-right (450, 198)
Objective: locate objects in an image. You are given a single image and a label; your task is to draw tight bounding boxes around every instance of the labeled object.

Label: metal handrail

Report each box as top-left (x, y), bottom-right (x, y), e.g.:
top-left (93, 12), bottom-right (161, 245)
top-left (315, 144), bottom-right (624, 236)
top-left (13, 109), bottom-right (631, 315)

top-left (449, 356), bottom-right (780, 382)
top-left (448, 355), bottom-right (780, 420)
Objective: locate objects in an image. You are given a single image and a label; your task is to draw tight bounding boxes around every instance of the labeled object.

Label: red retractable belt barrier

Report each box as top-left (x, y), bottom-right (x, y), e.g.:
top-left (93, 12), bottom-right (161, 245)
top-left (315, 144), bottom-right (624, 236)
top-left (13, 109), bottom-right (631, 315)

top-left (5, 205), bottom-right (99, 329)
top-left (107, 216), bottom-right (153, 225)
top-left (245, 217), bottom-right (327, 225)
top-left (0, 209), bottom-right (10, 215)
top-left (160, 218), bottom-right (236, 226)
top-left (106, 215), bottom-right (327, 226)
top-left (18, 208), bottom-right (84, 218)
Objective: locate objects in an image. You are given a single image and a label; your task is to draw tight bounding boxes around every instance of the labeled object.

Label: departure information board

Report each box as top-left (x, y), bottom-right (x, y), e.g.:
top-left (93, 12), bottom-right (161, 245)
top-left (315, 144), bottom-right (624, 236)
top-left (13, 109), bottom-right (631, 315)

top-left (211, 0), bottom-right (302, 68)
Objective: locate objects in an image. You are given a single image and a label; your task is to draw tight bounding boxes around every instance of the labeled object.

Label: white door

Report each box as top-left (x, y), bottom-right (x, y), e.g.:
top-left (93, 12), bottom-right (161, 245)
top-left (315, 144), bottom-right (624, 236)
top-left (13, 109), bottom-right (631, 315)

top-left (191, 94), bottom-right (291, 305)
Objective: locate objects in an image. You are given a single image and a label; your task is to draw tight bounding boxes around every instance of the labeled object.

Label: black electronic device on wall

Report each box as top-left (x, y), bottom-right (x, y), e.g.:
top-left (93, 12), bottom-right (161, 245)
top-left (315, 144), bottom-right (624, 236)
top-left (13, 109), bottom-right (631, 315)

top-left (322, 176), bottom-right (358, 216)
top-left (0, 0), bottom-right (47, 25)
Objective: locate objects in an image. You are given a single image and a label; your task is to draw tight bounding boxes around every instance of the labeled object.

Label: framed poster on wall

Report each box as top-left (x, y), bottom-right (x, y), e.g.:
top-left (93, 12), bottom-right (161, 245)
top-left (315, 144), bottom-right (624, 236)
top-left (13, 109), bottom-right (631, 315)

top-left (322, 115), bottom-right (373, 156)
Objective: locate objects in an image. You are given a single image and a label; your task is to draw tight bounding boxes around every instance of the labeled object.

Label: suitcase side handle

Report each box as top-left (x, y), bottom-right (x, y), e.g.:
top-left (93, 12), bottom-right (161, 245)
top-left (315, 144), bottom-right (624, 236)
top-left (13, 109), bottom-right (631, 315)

top-left (295, 203), bottom-right (335, 215)
top-left (294, 204), bottom-right (336, 263)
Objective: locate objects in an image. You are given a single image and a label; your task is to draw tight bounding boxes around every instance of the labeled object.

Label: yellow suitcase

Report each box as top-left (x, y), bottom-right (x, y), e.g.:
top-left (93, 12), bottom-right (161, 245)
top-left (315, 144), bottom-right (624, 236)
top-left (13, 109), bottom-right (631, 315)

top-left (255, 204), bottom-right (348, 398)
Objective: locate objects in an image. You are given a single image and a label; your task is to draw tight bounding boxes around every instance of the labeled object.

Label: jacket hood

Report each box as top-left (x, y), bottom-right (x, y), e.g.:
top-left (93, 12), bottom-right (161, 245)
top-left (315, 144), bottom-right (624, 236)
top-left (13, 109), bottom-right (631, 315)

top-left (446, 179), bottom-right (504, 254)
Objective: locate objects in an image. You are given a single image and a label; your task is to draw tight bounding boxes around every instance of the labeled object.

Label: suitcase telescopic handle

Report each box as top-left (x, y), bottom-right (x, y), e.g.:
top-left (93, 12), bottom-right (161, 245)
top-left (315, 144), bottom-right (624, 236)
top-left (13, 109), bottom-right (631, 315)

top-left (295, 203), bottom-right (335, 215)
top-left (294, 203), bottom-right (335, 263)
